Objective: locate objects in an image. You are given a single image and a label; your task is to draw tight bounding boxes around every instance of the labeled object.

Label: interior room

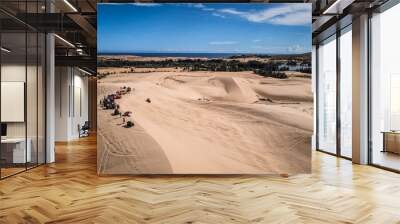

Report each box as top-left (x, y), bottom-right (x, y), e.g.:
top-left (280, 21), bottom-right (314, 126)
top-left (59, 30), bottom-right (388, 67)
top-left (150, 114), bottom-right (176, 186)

top-left (0, 0), bottom-right (96, 179)
top-left (0, 5), bottom-right (46, 178)
top-left (54, 66), bottom-right (90, 141)
top-left (0, 0), bottom-right (400, 223)
top-left (370, 2), bottom-right (400, 171)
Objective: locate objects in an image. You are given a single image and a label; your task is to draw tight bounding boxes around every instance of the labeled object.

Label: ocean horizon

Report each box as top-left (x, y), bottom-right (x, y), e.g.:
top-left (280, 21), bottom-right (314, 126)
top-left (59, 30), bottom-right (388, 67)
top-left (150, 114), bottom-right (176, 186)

top-left (98, 52), bottom-right (252, 59)
top-left (97, 52), bottom-right (310, 59)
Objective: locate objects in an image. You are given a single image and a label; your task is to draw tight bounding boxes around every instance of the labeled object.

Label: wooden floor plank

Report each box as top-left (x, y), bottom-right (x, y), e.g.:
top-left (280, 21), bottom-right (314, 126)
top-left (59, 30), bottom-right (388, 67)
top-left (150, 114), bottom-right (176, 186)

top-left (0, 135), bottom-right (400, 223)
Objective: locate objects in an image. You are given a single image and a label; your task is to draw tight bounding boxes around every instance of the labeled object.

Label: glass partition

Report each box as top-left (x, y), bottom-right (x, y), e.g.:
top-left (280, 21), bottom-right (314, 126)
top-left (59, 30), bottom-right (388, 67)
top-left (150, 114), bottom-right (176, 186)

top-left (37, 32), bottom-right (45, 165)
top-left (0, 1), bottom-right (46, 179)
top-left (370, 3), bottom-right (400, 171)
top-left (0, 31), bottom-right (28, 177)
top-left (339, 26), bottom-right (352, 158)
top-left (317, 35), bottom-right (337, 154)
top-left (27, 31), bottom-right (38, 169)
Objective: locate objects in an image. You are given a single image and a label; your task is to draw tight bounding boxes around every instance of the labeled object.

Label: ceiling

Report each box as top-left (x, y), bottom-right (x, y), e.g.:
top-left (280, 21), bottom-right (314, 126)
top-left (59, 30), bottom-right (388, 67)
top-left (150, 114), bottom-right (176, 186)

top-left (309, 0), bottom-right (390, 43)
top-left (0, 0), bottom-right (97, 73)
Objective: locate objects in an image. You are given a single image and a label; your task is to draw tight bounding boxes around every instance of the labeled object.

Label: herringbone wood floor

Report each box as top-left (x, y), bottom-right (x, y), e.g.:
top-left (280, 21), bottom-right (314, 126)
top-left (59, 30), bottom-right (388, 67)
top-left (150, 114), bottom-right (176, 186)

top-left (1, 135), bottom-right (400, 224)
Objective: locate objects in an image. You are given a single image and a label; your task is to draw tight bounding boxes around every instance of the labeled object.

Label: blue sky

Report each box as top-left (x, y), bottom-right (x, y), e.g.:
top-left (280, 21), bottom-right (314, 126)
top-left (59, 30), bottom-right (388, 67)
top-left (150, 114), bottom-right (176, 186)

top-left (98, 3), bottom-right (311, 54)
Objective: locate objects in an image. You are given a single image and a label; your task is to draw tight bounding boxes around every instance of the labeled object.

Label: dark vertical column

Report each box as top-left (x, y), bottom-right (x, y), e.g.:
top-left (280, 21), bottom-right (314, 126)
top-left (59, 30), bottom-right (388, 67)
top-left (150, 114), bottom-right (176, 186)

top-left (88, 77), bottom-right (97, 132)
top-left (44, 0), bottom-right (47, 164)
top-left (36, 0), bottom-right (39, 167)
top-left (315, 45), bottom-right (320, 150)
top-left (367, 12), bottom-right (373, 165)
top-left (44, 30), bottom-right (47, 164)
top-left (25, 0), bottom-right (28, 171)
top-left (336, 27), bottom-right (341, 157)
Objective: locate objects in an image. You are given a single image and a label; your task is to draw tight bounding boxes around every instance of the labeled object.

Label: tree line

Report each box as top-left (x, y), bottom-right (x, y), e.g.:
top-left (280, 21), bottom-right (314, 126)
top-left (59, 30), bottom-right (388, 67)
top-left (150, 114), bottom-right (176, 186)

top-left (98, 58), bottom-right (311, 79)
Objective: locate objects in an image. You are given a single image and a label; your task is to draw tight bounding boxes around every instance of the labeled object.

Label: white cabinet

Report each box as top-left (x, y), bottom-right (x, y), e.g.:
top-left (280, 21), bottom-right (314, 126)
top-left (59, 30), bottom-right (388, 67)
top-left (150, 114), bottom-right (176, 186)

top-left (1, 138), bottom-right (32, 163)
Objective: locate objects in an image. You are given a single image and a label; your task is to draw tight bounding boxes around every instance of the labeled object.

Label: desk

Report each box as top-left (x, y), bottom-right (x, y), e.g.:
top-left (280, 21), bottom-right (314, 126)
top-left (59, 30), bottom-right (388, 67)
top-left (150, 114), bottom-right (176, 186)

top-left (382, 131), bottom-right (400, 154)
top-left (1, 138), bottom-right (31, 163)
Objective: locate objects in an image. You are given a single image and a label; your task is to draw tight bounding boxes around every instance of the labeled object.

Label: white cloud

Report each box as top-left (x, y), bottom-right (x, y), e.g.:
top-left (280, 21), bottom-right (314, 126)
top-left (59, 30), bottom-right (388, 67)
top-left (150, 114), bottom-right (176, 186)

top-left (193, 3), bottom-right (205, 8)
top-left (209, 41), bottom-right (238, 45)
top-left (287, 44), bottom-right (308, 53)
top-left (250, 44), bottom-right (309, 54)
top-left (218, 4), bottom-right (311, 26)
top-left (187, 3), bottom-right (215, 11)
top-left (212, 13), bottom-right (226, 18)
top-left (219, 8), bottom-right (244, 15)
top-left (253, 39), bottom-right (262, 43)
top-left (251, 45), bottom-right (286, 51)
top-left (202, 7), bottom-right (215, 11)
top-left (131, 3), bottom-right (161, 7)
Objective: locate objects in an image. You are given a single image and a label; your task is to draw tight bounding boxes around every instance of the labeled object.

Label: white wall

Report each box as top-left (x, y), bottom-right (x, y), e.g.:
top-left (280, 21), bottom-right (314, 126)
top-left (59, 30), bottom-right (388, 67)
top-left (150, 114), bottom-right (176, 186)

top-left (1, 63), bottom-right (46, 164)
top-left (72, 73), bottom-right (89, 138)
top-left (55, 66), bottom-right (70, 141)
top-left (1, 64), bottom-right (25, 81)
top-left (54, 67), bottom-right (89, 141)
top-left (1, 82), bottom-right (25, 122)
top-left (1, 64), bottom-right (26, 140)
top-left (1, 64), bottom-right (36, 138)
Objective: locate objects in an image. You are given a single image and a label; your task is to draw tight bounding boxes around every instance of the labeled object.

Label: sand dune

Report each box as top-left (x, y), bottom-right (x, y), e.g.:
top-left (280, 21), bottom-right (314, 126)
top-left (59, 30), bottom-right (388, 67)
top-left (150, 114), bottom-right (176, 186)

top-left (98, 71), bottom-right (312, 174)
top-left (97, 84), bottom-right (172, 174)
top-left (208, 77), bottom-right (259, 103)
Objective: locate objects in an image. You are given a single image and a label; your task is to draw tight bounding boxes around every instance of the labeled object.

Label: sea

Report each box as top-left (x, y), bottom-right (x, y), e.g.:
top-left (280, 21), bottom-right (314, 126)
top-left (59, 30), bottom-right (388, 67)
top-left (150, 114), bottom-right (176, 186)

top-left (98, 52), bottom-right (262, 59)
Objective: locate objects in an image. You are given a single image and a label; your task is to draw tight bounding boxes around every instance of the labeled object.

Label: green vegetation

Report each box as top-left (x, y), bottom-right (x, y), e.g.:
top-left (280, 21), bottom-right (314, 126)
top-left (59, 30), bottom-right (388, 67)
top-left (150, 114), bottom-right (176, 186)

top-left (97, 54), bottom-right (311, 80)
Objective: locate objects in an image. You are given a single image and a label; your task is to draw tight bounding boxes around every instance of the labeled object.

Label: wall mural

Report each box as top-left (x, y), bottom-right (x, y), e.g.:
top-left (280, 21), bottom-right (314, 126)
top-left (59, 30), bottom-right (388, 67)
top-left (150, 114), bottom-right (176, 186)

top-left (97, 3), bottom-right (313, 174)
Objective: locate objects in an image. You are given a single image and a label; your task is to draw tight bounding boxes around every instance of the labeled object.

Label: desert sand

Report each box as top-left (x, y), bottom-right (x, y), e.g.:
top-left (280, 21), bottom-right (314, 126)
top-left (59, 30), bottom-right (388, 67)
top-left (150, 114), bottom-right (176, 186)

top-left (97, 70), bottom-right (313, 174)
